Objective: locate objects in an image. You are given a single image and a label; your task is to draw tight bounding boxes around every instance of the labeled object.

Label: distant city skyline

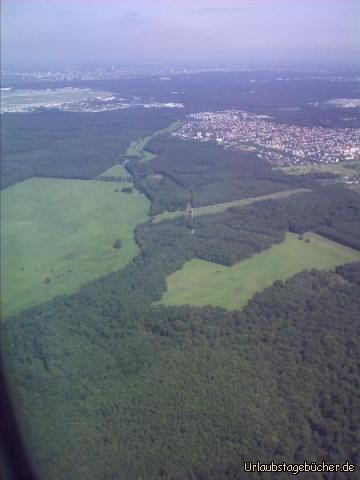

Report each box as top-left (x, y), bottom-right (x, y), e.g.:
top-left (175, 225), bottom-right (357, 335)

top-left (2, 0), bottom-right (359, 68)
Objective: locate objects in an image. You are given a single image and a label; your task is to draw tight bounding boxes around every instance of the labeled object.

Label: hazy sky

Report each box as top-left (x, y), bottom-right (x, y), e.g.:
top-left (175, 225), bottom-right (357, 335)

top-left (2, 0), bottom-right (359, 68)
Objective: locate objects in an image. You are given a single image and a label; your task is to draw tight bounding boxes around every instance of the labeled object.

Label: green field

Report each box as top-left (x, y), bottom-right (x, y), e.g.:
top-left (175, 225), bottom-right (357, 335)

top-left (153, 188), bottom-right (310, 223)
top-left (98, 163), bottom-right (130, 178)
top-left (1, 177), bottom-right (149, 318)
top-left (159, 232), bottom-right (360, 310)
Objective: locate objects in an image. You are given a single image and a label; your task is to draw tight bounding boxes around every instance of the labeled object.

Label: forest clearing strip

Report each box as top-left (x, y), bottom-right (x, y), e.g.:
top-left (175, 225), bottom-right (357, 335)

top-left (153, 188), bottom-right (311, 223)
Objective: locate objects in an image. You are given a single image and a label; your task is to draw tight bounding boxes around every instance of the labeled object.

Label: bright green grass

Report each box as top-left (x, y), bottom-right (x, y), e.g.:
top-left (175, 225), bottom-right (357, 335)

top-left (153, 188), bottom-right (310, 223)
top-left (99, 163), bottom-right (129, 178)
top-left (159, 232), bottom-right (360, 311)
top-left (1, 177), bottom-right (149, 318)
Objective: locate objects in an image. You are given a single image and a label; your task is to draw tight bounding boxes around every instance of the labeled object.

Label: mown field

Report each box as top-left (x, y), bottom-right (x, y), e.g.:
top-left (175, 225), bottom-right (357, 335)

top-left (1, 177), bottom-right (149, 318)
top-left (159, 232), bottom-right (360, 310)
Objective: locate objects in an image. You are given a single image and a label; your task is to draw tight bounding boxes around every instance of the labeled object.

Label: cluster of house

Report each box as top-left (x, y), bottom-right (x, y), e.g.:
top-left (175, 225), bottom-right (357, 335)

top-left (173, 110), bottom-right (360, 167)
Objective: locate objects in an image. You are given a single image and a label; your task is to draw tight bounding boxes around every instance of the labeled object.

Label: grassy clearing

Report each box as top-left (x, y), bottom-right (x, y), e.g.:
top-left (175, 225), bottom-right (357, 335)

top-left (153, 188), bottom-right (310, 223)
top-left (158, 232), bottom-right (360, 310)
top-left (126, 120), bottom-right (181, 163)
top-left (1, 177), bottom-right (149, 318)
top-left (99, 163), bottom-right (130, 178)
top-left (126, 136), bottom-right (157, 162)
top-left (276, 160), bottom-right (360, 177)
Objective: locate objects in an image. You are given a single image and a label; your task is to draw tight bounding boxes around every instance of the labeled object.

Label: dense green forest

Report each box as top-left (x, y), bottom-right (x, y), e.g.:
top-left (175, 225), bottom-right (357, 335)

top-left (128, 135), bottom-right (328, 215)
top-left (2, 182), bottom-right (360, 479)
top-left (3, 265), bottom-right (360, 479)
top-left (1, 109), bottom-right (180, 188)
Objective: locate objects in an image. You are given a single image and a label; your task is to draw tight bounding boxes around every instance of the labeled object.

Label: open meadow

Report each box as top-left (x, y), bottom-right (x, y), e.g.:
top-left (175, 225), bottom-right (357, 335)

top-left (1, 177), bottom-right (149, 318)
top-left (159, 232), bottom-right (360, 310)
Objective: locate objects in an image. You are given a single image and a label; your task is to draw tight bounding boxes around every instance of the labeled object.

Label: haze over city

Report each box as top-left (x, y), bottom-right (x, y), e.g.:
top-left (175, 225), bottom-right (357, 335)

top-left (2, 0), bottom-right (360, 68)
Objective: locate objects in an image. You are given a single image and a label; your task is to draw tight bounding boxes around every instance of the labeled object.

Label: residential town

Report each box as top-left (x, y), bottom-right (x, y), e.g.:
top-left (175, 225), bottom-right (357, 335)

top-left (173, 110), bottom-right (360, 168)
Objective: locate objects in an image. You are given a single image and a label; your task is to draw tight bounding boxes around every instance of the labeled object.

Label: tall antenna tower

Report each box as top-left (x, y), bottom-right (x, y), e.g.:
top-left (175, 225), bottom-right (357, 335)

top-left (187, 189), bottom-right (195, 233)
